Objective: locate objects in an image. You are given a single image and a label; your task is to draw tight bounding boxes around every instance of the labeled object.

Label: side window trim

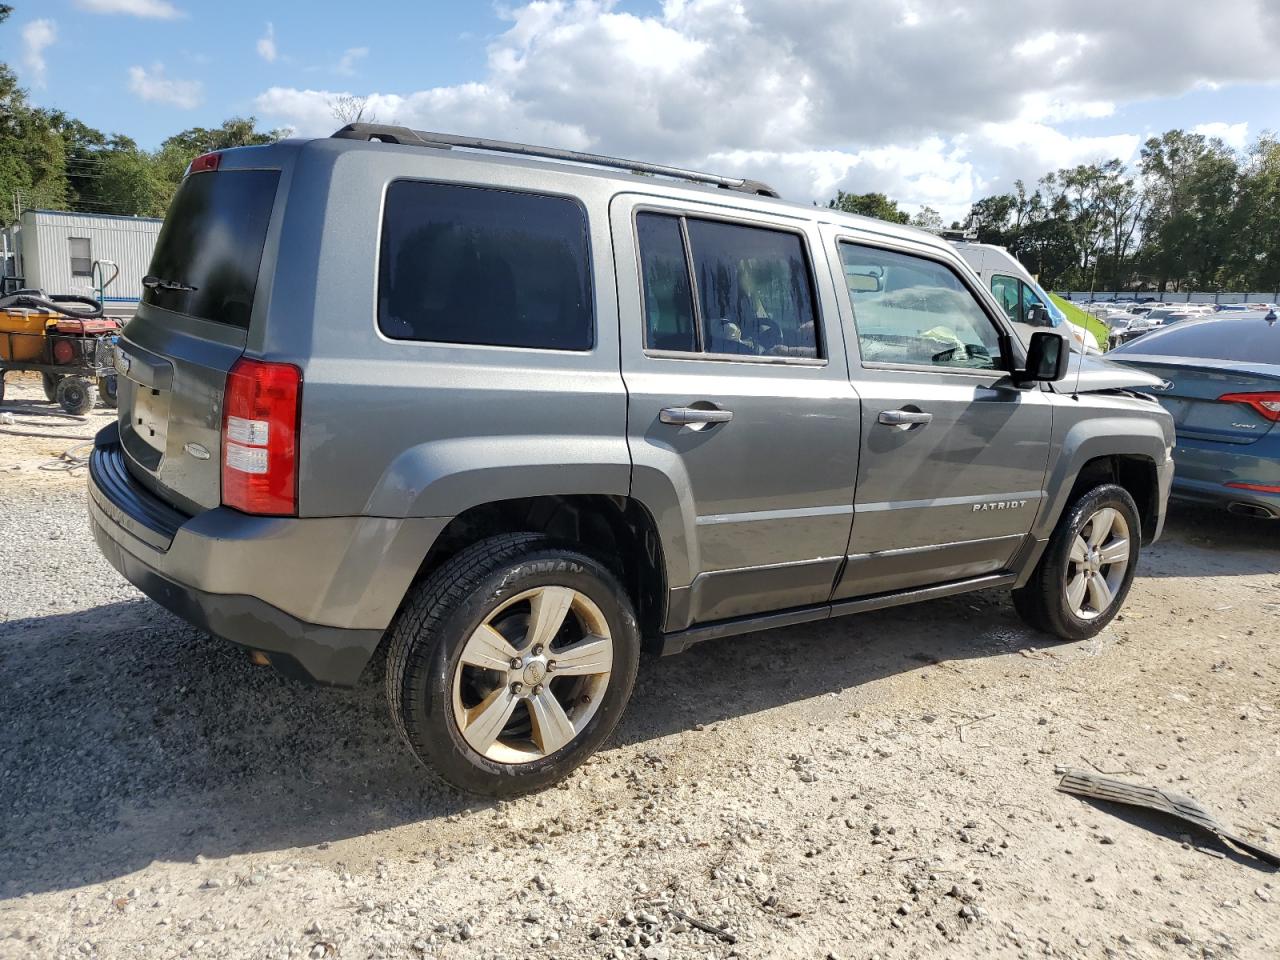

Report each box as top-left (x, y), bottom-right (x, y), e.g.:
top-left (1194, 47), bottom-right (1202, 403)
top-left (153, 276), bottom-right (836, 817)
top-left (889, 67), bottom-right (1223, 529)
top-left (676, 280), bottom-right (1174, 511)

top-left (833, 234), bottom-right (1017, 376)
top-left (677, 215), bottom-right (706, 354)
top-left (632, 204), bottom-right (827, 366)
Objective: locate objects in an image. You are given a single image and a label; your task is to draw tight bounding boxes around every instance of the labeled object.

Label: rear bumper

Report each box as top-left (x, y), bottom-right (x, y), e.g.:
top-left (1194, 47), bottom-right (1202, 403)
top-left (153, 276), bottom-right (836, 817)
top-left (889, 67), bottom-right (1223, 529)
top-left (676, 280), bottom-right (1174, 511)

top-left (88, 424), bottom-right (448, 684)
top-left (1170, 435), bottom-right (1280, 519)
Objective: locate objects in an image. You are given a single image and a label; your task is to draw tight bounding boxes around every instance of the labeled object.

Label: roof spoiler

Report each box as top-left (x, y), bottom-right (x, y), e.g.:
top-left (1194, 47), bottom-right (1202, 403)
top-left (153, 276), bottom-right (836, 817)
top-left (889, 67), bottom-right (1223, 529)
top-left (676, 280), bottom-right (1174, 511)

top-left (330, 123), bottom-right (781, 199)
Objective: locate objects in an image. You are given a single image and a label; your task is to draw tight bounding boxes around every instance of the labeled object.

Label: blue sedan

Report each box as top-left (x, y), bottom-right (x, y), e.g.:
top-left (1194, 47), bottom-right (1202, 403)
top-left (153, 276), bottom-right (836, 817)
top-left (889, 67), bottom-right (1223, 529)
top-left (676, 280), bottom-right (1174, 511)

top-left (1108, 315), bottom-right (1280, 520)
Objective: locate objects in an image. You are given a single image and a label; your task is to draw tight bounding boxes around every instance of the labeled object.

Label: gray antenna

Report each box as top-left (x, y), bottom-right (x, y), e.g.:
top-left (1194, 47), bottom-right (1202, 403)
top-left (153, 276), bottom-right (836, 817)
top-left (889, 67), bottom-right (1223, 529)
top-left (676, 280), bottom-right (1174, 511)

top-left (1069, 334), bottom-right (1086, 400)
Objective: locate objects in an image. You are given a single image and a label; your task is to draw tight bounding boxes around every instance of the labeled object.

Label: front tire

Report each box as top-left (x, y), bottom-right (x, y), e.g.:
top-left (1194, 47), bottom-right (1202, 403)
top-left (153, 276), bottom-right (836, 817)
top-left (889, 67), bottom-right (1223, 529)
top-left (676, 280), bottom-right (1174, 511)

top-left (41, 372), bottom-right (61, 402)
top-left (386, 533), bottom-right (641, 796)
top-left (1012, 483), bottom-right (1140, 641)
top-left (55, 376), bottom-right (96, 416)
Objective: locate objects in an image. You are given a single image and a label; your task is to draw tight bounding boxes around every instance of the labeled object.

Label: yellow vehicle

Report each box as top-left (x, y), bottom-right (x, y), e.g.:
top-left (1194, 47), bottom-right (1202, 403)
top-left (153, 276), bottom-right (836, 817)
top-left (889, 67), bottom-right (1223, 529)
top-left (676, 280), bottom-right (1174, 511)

top-left (0, 290), bottom-right (119, 414)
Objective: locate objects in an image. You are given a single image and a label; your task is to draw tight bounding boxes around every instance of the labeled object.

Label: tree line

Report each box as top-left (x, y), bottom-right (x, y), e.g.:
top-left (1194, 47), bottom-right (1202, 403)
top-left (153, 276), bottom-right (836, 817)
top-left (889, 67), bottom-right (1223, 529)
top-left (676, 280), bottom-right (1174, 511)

top-left (830, 128), bottom-right (1280, 295)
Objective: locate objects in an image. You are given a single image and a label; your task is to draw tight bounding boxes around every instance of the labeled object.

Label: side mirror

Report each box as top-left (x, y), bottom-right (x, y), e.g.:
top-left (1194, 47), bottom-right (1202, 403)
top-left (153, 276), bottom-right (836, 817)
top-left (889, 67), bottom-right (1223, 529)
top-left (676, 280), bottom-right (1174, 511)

top-left (1026, 304), bottom-right (1051, 326)
top-left (1015, 330), bottom-right (1069, 384)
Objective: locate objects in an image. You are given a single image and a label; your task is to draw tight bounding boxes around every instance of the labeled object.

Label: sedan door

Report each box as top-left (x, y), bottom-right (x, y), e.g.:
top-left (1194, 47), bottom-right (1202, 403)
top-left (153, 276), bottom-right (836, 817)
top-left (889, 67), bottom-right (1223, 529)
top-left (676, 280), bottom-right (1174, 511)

top-left (824, 231), bottom-right (1053, 599)
top-left (612, 195), bottom-right (861, 630)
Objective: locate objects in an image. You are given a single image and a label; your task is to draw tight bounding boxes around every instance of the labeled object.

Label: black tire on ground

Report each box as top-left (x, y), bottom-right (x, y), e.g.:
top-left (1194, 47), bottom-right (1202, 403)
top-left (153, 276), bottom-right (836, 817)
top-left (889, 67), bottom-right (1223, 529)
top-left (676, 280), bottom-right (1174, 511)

top-left (386, 533), bottom-right (641, 796)
top-left (1012, 483), bottom-right (1141, 642)
top-left (42, 372), bottom-right (61, 402)
top-left (55, 376), bottom-right (97, 416)
top-left (97, 375), bottom-right (118, 408)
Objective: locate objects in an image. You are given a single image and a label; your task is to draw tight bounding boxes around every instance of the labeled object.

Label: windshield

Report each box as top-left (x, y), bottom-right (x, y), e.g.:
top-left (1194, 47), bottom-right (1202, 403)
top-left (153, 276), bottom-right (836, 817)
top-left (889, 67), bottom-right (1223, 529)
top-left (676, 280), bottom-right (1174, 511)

top-left (143, 170), bottom-right (280, 328)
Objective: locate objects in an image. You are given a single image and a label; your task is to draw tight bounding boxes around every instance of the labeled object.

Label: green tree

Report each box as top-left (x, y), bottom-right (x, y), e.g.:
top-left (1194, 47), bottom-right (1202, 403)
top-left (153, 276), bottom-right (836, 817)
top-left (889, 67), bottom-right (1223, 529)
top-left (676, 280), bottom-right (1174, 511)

top-left (0, 5), bottom-right (68, 222)
top-left (1231, 134), bottom-right (1280, 295)
top-left (827, 190), bottom-right (910, 224)
top-left (1139, 130), bottom-right (1240, 291)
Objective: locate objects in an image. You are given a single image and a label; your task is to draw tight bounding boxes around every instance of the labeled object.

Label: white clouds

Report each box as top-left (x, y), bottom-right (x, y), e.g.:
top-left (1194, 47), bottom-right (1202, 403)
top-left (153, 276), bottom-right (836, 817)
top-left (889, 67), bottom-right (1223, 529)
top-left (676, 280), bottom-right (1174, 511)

top-left (20, 19), bottom-right (57, 87)
top-left (336, 47), bottom-right (369, 77)
top-left (76, 0), bottom-right (182, 18)
top-left (1193, 121), bottom-right (1250, 151)
top-left (253, 0), bottom-right (1280, 216)
top-left (128, 63), bottom-right (202, 109)
top-left (257, 22), bottom-right (278, 63)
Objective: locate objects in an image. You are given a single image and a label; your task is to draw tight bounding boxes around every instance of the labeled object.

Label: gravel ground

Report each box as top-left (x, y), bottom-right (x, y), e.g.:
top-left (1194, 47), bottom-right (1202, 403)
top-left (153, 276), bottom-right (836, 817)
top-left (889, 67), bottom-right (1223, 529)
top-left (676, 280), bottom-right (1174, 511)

top-left (1, 371), bottom-right (1278, 960)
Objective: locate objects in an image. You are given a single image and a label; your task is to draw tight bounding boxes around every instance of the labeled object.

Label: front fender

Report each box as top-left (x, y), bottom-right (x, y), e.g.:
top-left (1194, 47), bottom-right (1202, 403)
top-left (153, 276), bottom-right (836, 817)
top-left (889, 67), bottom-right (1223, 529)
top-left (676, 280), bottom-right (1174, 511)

top-left (1033, 412), bottom-right (1173, 543)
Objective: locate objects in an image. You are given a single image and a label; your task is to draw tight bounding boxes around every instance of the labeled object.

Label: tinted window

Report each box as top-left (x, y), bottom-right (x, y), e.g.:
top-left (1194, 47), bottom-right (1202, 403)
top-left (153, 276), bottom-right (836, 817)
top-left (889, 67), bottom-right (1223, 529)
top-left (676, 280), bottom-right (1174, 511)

top-left (144, 170), bottom-right (280, 328)
top-left (840, 243), bottom-right (1002, 370)
top-left (637, 213), bottom-right (697, 352)
top-left (378, 182), bottom-right (592, 350)
top-left (687, 219), bottom-right (819, 358)
top-left (1111, 318), bottom-right (1280, 362)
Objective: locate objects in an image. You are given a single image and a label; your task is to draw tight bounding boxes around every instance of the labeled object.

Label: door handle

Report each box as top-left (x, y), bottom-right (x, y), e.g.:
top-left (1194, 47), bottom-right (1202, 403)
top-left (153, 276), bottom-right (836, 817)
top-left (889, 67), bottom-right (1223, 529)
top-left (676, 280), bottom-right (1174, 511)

top-left (660, 405), bottom-right (734, 426)
top-left (878, 409), bottom-right (933, 427)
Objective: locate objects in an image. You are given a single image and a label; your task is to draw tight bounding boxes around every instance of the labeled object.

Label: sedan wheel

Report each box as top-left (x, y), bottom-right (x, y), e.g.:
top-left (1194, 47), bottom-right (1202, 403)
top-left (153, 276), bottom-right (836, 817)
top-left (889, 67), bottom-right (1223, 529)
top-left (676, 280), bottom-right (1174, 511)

top-left (1063, 507), bottom-right (1131, 620)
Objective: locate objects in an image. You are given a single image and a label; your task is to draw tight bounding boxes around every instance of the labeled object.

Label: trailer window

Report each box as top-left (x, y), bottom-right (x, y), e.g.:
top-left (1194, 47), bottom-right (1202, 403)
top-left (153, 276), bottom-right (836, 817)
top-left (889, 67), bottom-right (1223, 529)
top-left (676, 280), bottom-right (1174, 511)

top-left (69, 238), bottom-right (92, 278)
top-left (143, 170), bottom-right (280, 328)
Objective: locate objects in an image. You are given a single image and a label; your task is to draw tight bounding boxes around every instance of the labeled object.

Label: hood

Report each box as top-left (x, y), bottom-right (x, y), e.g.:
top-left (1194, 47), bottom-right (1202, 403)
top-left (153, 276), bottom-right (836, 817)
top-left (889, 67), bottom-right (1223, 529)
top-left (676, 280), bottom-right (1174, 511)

top-left (1052, 353), bottom-right (1165, 393)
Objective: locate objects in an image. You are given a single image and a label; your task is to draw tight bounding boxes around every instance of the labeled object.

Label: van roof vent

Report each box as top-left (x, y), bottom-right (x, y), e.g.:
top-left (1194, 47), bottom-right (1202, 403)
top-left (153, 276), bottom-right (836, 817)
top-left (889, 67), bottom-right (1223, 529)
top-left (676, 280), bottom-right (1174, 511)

top-left (330, 123), bottom-right (781, 199)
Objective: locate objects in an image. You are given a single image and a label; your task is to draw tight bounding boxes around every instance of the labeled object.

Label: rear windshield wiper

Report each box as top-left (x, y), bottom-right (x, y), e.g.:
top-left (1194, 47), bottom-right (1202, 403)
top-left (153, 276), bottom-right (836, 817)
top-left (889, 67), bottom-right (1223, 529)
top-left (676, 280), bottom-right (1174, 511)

top-left (142, 275), bottom-right (199, 293)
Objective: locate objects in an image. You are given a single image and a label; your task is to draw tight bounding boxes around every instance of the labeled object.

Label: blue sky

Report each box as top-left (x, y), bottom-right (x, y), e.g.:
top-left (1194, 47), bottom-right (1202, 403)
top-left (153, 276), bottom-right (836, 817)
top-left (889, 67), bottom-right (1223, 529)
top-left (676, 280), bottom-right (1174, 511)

top-left (7, 0), bottom-right (1280, 219)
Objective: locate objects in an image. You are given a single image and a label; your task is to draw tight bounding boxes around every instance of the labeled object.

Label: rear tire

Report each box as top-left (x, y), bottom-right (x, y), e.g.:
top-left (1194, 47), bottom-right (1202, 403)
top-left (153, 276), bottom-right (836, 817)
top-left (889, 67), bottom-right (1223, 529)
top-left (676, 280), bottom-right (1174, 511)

top-left (386, 533), bottom-right (640, 796)
top-left (42, 372), bottom-right (61, 402)
top-left (56, 376), bottom-right (96, 416)
top-left (1012, 483), bottom-right (1140, 641)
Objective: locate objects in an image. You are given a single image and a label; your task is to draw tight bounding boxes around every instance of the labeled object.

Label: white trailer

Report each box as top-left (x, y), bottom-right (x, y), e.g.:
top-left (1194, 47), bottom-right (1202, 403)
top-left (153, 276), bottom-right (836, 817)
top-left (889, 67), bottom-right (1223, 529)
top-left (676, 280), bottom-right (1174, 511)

top-left (3, 209), bottom-right (162, 318)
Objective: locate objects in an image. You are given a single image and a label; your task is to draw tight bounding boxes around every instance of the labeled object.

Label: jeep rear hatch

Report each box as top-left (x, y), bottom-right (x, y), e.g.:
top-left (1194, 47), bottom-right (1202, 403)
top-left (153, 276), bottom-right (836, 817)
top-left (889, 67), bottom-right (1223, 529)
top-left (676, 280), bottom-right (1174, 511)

top-left (115, 154), bottom-right (281, 516)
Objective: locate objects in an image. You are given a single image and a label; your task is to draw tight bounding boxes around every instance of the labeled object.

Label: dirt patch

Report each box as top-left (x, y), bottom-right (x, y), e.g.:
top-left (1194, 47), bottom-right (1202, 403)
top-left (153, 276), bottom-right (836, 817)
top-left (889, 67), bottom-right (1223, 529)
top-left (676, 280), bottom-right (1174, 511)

top-left (0, 381), bottom-right (1276, 959)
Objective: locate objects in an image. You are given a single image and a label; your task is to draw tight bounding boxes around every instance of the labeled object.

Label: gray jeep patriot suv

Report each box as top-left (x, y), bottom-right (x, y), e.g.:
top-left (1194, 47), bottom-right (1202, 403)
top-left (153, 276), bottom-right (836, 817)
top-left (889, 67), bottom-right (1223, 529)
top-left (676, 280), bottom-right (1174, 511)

top-left (89, 125), bottom-right (1173, 795)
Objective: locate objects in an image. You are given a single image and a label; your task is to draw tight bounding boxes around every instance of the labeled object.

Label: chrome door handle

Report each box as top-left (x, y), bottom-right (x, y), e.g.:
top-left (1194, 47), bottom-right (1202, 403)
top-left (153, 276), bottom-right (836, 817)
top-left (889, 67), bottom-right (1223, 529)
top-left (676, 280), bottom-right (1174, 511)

top-left (878, 409), bottom-right (933, 427)
top-left (660, 405), bottom-right (733, 426)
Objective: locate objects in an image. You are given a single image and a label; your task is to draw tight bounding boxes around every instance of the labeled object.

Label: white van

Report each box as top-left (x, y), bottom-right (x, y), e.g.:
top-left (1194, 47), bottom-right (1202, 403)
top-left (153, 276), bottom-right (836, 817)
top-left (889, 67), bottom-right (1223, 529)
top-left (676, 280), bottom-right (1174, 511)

top-left (953, 242), bottom-right (1102, 355)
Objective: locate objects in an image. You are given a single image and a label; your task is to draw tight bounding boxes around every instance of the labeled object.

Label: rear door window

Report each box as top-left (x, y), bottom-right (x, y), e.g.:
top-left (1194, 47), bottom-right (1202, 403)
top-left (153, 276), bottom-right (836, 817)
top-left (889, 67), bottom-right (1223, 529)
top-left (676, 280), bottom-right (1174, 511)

top-left (636, 211), bottom-right (821, 359)
top-left (378, 181), bottom-right (593, 350)
top-left (144, 170), bottom-right (280, 328)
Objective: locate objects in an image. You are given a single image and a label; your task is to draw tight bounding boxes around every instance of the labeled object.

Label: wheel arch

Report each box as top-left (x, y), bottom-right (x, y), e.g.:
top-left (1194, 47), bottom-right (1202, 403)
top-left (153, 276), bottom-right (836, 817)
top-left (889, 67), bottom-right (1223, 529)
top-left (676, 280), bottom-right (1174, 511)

top-left (403, 494), bottom-right (669, 651)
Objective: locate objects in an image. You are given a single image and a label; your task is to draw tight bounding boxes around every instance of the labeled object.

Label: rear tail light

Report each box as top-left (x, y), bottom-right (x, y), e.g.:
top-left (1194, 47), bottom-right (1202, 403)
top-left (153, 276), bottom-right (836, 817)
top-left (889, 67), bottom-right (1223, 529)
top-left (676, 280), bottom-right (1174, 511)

top-left (1225, 481), bottom-right (1280, 493)
top-left (187, 151), bottom-right (221, 175)
top-left (1217, 392), bottom-right (1280, 422)
top-left (222, 357), bottom-right (301, 515)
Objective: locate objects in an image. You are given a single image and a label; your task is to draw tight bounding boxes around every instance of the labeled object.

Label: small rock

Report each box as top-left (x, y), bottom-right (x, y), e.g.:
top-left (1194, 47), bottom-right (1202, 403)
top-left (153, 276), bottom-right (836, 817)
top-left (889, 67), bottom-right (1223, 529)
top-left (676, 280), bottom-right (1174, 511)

top-left (1255, 888), bottom-right (1272, 903)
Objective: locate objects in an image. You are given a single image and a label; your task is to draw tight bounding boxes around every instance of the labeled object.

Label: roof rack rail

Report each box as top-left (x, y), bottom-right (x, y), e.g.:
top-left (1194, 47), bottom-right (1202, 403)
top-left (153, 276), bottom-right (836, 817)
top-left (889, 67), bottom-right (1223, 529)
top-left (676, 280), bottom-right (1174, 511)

top-left (330, 123), bottom-right (781, 199)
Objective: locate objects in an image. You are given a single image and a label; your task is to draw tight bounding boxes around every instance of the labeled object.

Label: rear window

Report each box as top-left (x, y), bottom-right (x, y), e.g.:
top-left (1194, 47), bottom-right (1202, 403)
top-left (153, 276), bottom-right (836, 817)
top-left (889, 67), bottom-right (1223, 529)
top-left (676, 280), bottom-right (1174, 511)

top-left (143, 170), bottom-right (279, 328)
top-left (1111, 318), bottom-right (1280, 362)
top-left (378, 181), bottom-right (593, 350)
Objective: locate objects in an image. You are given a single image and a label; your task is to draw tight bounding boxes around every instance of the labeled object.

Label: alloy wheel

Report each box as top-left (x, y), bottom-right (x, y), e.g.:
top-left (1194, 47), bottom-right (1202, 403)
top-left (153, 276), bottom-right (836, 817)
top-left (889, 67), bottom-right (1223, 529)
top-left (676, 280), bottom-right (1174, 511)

top-left (450, 586), bottom-right (613, 764)
top-left (1064, 506), bottom-right (1131, 621)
